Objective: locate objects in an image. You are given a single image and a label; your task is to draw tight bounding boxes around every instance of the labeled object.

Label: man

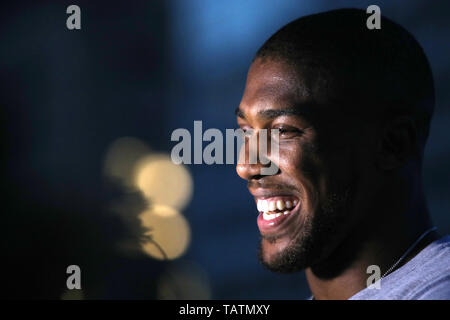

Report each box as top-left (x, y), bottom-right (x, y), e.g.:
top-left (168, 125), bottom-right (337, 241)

top-left (235, 8), bottom-right (449, 299)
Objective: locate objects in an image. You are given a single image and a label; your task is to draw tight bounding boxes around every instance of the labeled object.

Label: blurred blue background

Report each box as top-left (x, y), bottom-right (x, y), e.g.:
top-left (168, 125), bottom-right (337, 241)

top-left (1, 0), bottom-right (449, 299)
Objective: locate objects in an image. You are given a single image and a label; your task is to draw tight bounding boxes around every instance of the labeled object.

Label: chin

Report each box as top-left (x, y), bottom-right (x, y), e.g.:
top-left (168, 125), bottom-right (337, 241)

top-left (258, 236), bottom-right (311, 274)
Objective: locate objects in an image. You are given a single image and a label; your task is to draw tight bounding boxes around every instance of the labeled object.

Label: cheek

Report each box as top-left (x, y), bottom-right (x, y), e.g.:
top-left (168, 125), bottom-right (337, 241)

top-left (278, 141), bottom-right (322, 182)
top-left (276, 144), bottom-right (302, 172)
top-left (277, 142), bottom-right (323, 205)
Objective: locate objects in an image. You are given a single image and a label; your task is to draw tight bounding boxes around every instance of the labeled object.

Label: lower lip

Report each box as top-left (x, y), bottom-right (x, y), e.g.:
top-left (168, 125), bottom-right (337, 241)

top-left (256, 206), bottom-right (298, 235)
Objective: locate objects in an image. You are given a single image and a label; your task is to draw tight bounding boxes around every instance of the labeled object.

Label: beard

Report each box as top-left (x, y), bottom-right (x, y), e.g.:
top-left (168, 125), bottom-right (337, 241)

top-left (258, 187), bottom-right (353, 274)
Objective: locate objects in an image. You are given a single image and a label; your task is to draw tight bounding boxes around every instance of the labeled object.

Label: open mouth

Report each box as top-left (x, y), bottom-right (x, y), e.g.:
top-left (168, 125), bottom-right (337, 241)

top-left (257, 198), bottom-right (299, 221)
top-left (253, 195), bottom-right (301, 235)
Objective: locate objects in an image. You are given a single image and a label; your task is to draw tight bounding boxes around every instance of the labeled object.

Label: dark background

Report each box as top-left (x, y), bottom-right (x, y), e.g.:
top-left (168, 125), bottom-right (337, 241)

top-left (1, 0), bottom-right (449, 299)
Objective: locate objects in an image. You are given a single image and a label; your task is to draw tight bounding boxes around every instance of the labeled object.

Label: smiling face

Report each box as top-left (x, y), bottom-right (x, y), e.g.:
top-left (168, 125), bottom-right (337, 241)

top-left (236, 57), bottom-right (376, 273)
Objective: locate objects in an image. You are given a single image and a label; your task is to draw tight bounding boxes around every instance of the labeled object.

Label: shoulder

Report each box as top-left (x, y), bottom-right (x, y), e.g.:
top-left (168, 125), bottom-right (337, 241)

top-left (405, 235), bottom-right (450, 300)
top-left (350, 235), bottom-right (450, 300)
top-left (408, 274), bottom-right (450, 300)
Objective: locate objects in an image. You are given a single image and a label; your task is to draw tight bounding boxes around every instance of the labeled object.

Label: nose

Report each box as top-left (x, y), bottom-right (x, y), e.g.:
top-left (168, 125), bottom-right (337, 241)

top-left (236, 160), bottom-right (265, 181)
top-left (235, 130), bottom-right (277, 181)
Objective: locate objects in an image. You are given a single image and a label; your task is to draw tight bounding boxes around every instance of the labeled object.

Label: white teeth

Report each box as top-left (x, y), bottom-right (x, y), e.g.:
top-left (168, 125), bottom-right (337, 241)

top-left (257, 200), bottom-right (268, 212)
top-left (263, 212), bottom-right (275, 220)
top-left (264, 200), bottom-right (269, 211)
top-left (268, 201), bottom-right (276, 211)
top-left (263, 212), bottom-right (282, 221)
top-left (257, 198), bottom-right (299, 215)
top-left (257, 200), bottom-right (263, 212)
top-left (276, 200), bottom-right (285, 210)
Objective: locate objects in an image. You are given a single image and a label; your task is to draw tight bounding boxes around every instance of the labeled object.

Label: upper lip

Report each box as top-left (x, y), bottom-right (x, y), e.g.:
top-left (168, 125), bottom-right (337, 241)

top-left (249, 187), bottom-right (298, 200)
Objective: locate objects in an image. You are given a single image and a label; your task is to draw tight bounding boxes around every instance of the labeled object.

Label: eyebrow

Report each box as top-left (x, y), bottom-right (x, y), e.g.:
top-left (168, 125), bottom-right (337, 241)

top-left (235, 107), bottom-right (308, 120)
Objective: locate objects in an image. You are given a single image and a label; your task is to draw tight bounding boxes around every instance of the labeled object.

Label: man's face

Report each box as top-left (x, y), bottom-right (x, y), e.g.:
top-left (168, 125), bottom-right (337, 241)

top-left (236, 58), bottom-right (373, 273)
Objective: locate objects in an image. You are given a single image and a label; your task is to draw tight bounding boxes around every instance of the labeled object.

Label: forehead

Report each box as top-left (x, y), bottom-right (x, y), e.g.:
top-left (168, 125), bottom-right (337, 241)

top-left (239, 58), bottom-right (312, 117)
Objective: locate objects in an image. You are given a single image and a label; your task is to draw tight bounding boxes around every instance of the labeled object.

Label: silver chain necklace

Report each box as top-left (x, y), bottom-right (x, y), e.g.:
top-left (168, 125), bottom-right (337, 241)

top-left (381, 226), bottom-right (437, 279)
top-left (310, 226), bottom-right (438, 299)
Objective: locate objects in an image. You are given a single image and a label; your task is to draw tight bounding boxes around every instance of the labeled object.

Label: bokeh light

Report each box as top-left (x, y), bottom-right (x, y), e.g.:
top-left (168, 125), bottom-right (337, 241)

top-left (103, 137), bottom-right (151, 188)
top-left (139, 205), bottom-right (191, 260)
top-left (134, 154), bottom-right (193, 210)
top-left (104, 137), bottom-right (194, 261)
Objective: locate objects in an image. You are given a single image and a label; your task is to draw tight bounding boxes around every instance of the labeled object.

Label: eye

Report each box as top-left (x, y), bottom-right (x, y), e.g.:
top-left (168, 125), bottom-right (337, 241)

top-left (272, 125), bottom-right (303, 138)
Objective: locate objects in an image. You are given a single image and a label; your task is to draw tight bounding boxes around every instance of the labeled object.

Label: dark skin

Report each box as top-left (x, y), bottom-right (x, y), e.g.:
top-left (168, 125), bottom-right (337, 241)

top-left (236, 57), bottom-right (439, 300)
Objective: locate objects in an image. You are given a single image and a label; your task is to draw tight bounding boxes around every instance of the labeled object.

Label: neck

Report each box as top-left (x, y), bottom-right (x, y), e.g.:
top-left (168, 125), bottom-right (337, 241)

top-left (305, 186), bottom-right (438, 300)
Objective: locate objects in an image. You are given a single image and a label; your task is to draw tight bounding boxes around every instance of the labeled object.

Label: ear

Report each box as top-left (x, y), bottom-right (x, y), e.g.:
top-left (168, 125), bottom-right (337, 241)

top-left (376, 116), bottom-right (419, 170)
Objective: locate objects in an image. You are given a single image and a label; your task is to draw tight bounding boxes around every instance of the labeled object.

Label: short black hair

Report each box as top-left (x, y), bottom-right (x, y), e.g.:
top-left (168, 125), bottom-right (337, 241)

top-left (255, 8), bottom-right (435, 145)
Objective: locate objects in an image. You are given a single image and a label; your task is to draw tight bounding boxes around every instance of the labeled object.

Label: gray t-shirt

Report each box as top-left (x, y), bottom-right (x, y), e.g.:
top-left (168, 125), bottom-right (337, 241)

top-left (349, 235), bottom-right (450, 300)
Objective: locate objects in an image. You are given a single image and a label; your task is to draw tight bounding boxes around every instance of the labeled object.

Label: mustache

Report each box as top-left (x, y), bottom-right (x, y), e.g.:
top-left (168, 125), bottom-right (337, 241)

top-left (247, 180), bottom-right (297, 192)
